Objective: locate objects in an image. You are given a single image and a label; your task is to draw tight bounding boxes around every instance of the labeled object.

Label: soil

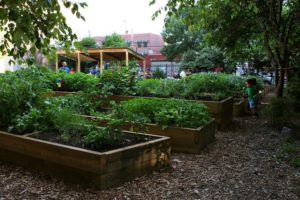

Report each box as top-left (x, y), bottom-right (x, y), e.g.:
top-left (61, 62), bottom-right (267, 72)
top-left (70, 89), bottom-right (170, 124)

top-left (0, 93), bottom-right (299, 199)
top-left (30, 129), bottom-right (154, 153)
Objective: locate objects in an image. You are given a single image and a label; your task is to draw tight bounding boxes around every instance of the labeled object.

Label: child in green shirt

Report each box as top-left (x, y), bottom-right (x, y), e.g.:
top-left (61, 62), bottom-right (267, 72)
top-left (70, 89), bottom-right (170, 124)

top-left (245, 79), bottom-right (258, 116)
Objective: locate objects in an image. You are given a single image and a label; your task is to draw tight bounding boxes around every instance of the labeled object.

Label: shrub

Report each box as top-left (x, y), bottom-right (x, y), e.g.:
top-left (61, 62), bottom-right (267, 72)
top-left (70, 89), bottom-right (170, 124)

top-left (136, 79), bottom-right (161, 96)
top-left (152, 68), bottom-right (166, 79)
top-left (48, 71), bottom-right (100, 92)
top-left (263, 97), bottom-right (293, 129)
top-left (99, 66), bottom-right (138, 96)
top-left (0, 68), bottom-right (51, 131)
top-left (286, 76), bottom-right (300, 102)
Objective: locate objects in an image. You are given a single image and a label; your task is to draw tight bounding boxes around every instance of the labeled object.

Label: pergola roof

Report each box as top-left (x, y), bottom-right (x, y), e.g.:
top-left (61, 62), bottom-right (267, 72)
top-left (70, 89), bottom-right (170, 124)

top-left (55, 47), bottom-right (146, 74)
top-left (56, 47), bottom-right (145, 62)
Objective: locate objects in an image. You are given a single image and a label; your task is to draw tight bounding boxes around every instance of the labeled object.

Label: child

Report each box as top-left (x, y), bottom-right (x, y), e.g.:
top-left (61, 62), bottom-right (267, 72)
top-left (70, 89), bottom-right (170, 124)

top-left (70, 68), bottom-right (75, 75)
top-left (245, 79), bottom-right (258, 117)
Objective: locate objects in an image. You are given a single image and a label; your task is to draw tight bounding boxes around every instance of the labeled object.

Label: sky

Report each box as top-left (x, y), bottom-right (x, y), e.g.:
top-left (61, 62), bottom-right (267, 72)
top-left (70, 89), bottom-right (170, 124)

top-left (63, 0), bottom-right (167, 39)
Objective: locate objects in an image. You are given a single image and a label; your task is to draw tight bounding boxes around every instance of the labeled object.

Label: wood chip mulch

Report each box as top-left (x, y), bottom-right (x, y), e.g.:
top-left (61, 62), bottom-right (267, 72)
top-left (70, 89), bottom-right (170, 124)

top-left (1, 116), bottom-right (299, 200)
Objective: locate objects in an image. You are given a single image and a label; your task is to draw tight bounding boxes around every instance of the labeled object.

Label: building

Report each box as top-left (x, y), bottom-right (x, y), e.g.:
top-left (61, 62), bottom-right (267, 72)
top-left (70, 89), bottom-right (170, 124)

top-left (94, 33), bottom-right (180, 77)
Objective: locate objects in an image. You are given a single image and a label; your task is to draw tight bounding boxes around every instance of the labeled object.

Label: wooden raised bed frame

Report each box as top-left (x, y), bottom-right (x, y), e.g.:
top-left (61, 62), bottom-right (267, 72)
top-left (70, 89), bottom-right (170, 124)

top-left (0, 130), bottom-right (170, 189)
top-left (107, 95), bottom-right (233, 130)
top-left (233, 98), bottom-right (247, 117)
top-left (84, 115), bottom-right (216, 154)
top-left (52, 91), bottom-right (233, 129)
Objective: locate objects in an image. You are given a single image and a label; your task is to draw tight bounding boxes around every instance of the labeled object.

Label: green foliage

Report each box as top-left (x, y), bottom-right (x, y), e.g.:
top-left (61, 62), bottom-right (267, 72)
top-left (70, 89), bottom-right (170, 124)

top-left (135, 74), bottom-right (257, 100)
top-left (152, 68), bottom-right (166, 79)
top-left (181, 47), bottom-right (225, 72)
top-left (136, 79), bottom-right (161, 96)
top-left (289, 158), bottom-right (300, 168)
top-left (49, 94), bottom-right (98, 115)
top-left (161, 13), bottom-right (203, 61)
top-left (282, 143), bottom-right (298, 154)
top-left (112, 98), bottom-right (211, 129)
top-left (52, 109), bottom-right (88, 140)
top-left (152, 0), bottom-right (300, 97)
top-left (75, 37), bottom-right (98, 49)
top-left (0, 0), bottom-right (87, 61)
top-left (84, 119), bottom-right (124, 149)
top-left (102, 33), bottom-right (127, 48)
top-left (263, 97), bottom-right (293, 129)
top-left (0, 66), bottom-right (130, 149)
top-left (99, 66), bottom-right (138, 95)
top-left (286, 76), bottom-right (300, 102)
top-left (48, 71), bottom-right (100, 92)
top-left (0, 67), bottom-right (51, 131)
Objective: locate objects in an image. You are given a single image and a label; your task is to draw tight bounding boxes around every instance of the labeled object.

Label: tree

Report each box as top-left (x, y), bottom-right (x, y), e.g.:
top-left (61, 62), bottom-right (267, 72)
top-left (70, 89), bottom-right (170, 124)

top-left (102, 33), bottom-right (127, 48)
top-left (75, 37), bottom-right (98, 49)
top-left (0, 0), bottom-right (87, 62)
top-left (161, 14), bottom-right (203, 61)
top-left (181, 47), bottom-right (225, 72)
top-left (151, 0), bottom-right (300, 97)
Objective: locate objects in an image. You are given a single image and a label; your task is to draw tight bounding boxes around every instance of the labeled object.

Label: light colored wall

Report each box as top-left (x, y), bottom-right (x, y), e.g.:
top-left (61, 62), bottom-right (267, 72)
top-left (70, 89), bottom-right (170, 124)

top-left (0, 55), bottom-right (21, 73)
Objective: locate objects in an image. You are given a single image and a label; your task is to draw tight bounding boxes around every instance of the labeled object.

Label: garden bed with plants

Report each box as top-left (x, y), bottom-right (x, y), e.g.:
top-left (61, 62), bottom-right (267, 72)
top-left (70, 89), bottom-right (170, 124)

top-left (84, 98), bottom-right (216, 154)
top-left (100, 73), bottom-right (265, 129)
top-left (0, 67), bottom-right (171, 188)
top-left (0, 129), bottom-right (170, 189)
top-left (106, 95), bottom-right (232, 130)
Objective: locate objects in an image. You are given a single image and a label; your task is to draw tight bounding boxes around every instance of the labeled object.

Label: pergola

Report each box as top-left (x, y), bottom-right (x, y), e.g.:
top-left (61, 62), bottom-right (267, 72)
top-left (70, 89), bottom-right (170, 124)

top-left (56, 47), bottom-right (146, 75)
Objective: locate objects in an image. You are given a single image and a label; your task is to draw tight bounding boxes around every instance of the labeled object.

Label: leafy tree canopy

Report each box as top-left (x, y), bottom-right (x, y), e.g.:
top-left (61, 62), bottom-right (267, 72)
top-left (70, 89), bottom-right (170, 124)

top-left (75, 37), bottom-right (98, 49)
top-left (151, 0), bottom-right (300, 96)
top-left (181, 47), bottom-right (225, 72)
top-left (102, 33), bottom-right (127, 48)
top-left (0, 0), bottom-right (87, 62)
top-left (161, 13), bottom-right (203, 61)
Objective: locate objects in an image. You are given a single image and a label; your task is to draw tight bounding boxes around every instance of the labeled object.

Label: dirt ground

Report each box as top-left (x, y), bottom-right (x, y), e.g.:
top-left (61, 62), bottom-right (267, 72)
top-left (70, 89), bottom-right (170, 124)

top-left (1, 102), bottom-right (300, 199)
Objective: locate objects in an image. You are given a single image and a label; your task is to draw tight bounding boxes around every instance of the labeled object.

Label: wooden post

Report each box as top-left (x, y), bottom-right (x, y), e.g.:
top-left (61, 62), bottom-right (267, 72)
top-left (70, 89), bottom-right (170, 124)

top-left (55, 53), bottom-right (58, 72)
top-left (99, 51), bottom-right (103, 75)
top-left (143, 59), bottom-right (146, 77)
top-left (77, 52), bottom-right (80, 72)
top-left (125, 50), bottom-right (129, 66)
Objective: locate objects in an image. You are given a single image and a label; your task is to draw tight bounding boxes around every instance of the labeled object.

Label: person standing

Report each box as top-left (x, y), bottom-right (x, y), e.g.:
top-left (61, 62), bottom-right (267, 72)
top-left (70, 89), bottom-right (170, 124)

top-left (245, 79), bottom-right (258, 117)
top-left (59, 61), bottom-right (70, 73)
top-left (179, 69), bottom-right (187, 78)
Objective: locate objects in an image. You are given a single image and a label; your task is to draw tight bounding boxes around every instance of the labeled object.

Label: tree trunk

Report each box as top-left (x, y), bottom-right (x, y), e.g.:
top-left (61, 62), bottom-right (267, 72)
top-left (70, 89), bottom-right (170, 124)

top-left (275, 67), bottom-right (279, 86)
top-left (276, 68), bottom-right (285, 97)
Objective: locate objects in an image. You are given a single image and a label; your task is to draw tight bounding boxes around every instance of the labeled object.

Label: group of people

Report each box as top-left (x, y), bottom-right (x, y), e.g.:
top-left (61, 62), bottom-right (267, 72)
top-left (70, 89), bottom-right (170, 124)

top-left (59, 61), bottom-right (99, 76)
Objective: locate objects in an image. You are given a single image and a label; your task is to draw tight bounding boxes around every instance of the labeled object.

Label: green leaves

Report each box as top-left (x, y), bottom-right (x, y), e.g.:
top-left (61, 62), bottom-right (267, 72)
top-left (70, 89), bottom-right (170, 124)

top-left (102, 33), bottom-right (127, 48)
top-left (0, 0), bottom-right (87, 61)
top-left (112, 98), bottom-right (211, 129)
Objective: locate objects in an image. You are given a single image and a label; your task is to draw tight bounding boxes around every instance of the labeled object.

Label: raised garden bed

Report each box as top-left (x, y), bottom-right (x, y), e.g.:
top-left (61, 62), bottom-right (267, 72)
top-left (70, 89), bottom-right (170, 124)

top-left (233, 98), bottom-right (247, 117)
top-left (106, 95), bottom-right (233, 130)
top-left (83, 115), bottom-right (216, 154)
top-left (0, 130), bottom-right (170, 189)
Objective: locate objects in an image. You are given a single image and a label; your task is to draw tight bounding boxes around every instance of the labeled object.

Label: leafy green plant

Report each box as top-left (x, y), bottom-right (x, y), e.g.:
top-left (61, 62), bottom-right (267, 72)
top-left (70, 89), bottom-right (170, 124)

top-left (289, 158), bottom-right (300, 168)
top-left (0, 67), bottom-right (51, 131)
top-left (282, 143), bottom-right (298, 154)
top-left (286, 76), bottom-right (300, 102)
top-left (152, 68), bottom-right (166, 79)
top-left (48, 71), bottom-right (100, 92)
top-left (99, 66), bottom-right (138, 95)
top-left (136, 79), bottom-right (161, 96)
top-left (111, 98), bottom-right (211, 129)
top-left (263, 97), bottom-right (293, 129)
